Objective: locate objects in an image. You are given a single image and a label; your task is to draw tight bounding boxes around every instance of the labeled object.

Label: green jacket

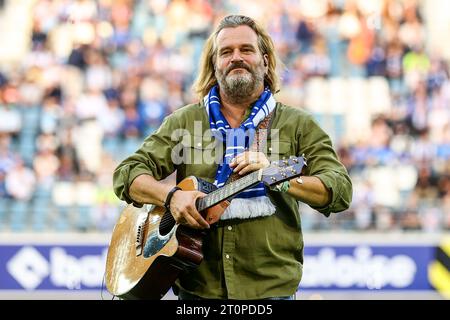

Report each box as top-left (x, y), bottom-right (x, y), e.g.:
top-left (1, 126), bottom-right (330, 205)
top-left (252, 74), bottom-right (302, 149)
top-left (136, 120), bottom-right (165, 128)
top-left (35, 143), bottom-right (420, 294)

top-left (113, 102), bottom-right (352, 299)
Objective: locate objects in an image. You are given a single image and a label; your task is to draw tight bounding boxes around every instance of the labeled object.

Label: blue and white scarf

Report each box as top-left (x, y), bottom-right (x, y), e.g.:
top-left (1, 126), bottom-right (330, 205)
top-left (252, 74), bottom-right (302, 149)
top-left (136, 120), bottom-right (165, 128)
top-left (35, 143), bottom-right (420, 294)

top-left (204, 85), bottom-right (277, 220)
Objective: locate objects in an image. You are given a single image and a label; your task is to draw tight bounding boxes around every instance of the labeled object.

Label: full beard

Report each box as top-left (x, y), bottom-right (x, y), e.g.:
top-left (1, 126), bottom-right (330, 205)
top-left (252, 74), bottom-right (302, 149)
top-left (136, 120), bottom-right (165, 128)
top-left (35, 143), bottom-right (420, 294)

top-left (216, 63), bottom-right (265, 104)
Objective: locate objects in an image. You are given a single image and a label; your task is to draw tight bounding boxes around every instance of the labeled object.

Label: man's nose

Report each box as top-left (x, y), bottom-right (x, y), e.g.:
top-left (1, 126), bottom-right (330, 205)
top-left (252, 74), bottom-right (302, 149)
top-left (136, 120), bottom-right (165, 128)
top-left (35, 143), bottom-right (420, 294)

top-left (230, 49), bottom-right (244, 62)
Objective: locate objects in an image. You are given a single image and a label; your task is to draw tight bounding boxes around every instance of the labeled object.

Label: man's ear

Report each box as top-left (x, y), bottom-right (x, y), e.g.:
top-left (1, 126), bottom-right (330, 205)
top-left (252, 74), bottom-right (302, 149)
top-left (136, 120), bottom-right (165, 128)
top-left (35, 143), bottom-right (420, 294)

top-left (263, 55), bottom-right (268, 67)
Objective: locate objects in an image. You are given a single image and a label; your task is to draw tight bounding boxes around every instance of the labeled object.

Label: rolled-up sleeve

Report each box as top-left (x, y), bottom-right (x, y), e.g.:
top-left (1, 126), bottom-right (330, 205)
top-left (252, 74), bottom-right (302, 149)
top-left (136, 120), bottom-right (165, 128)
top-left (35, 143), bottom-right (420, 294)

top-left (299, 114), bottom-right (352, 216)
top-left (113, 114), bottom-right (182, 206)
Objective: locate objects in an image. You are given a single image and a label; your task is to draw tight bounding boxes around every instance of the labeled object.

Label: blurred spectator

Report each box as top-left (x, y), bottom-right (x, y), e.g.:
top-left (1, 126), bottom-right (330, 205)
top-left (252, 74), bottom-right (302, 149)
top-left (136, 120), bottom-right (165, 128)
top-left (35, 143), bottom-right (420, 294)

top-left (33, 149), bottom-right (60, 188)
top-left (0, 133), bottom-right (18, 197)
top-left (0, 83), bottom-right (22, 136)
top-left (98, 88), bottom-right (125, 138)
top-left (403, 46), bottom-right (430, 91)
top-left (366, 37), bottom-right (386, 77)
top-left (300, 37), bottom-right (331, 78)
top-left (385, 40), bottom-right (405, 96)
top-left (56, 129), bottom-right (80, 181)
top-left (40, 96), bottom-right (61, 134)
top-left (5, 159), bottom-right (36, 201)
top-left (401, 209), bottom-right (422, 230)
top-left (398, 4), bottom-right (425, 51)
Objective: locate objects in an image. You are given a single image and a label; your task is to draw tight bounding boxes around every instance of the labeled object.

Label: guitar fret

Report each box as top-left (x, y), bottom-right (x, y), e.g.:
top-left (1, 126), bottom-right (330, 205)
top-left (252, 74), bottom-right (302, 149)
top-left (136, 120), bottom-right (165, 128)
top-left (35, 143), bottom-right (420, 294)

top-left (199, 171), bottom-right (261, 211)
top-left (205, 194), bottom-right (214, 211)
top-left (199, 198), bottom-right (206, 211)
top-left (206, 196), bottom-right (212, 209)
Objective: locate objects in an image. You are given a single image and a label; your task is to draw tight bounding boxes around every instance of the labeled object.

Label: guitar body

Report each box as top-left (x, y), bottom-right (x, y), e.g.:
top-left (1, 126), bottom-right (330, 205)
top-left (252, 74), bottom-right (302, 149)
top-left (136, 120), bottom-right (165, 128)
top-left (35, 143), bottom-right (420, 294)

top-left (105, 176), bottom-right (228, 300)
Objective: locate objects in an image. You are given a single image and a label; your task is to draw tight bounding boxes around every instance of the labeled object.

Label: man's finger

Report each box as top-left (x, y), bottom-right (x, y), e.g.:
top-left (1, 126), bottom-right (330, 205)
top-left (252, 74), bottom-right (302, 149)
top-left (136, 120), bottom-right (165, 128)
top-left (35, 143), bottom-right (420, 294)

top-left (238, 163), bottom-right (258, 175)
top-left (182, 213), bottom-right (203, 229)
top-left (188, 206), bottom-right (210, 229)
top-left (230, 152), bottom-right (248, 165)
top-left (229, 157), bottom-right (240, 168)
top-left (194, 191), bottom-right (207, 198)
top-left (233, 160), bottom-right (249, 173)
top-left (172, 210), bottom-right (186, 224)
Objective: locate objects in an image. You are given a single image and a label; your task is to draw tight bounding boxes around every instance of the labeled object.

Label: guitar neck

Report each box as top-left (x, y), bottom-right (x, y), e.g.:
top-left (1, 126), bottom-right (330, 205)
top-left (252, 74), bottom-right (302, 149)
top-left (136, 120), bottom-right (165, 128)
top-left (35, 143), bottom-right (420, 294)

top-left (197, 171), bottom-right (261, 211)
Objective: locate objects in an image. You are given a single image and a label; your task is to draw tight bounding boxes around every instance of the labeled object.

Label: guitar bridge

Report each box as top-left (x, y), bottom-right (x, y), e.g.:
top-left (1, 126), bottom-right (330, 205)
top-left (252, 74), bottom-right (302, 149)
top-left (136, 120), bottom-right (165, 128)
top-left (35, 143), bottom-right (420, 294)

top-left (135, 214), bottom-right (148, 256)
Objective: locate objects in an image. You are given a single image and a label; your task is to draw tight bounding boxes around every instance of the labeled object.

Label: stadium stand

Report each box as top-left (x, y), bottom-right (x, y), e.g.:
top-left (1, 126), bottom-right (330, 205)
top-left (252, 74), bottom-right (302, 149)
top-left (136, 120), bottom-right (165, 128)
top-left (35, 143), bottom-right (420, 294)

top-left (0, 0), bottom-right (448, 233)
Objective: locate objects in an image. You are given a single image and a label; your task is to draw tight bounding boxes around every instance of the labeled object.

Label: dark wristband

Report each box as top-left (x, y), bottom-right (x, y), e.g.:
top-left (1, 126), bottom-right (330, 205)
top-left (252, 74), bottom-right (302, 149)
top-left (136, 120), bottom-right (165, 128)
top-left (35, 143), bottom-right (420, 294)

top-left (164, 186), bottom-right (181, 211)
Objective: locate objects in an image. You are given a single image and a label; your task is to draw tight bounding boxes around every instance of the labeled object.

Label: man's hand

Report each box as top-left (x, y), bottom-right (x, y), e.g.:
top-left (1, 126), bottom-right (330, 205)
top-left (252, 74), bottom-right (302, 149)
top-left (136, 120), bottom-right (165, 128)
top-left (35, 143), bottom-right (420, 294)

top-left (229, 151), bottom-right (270, 175)
top-left (169, 190), bottom-right (209, 229)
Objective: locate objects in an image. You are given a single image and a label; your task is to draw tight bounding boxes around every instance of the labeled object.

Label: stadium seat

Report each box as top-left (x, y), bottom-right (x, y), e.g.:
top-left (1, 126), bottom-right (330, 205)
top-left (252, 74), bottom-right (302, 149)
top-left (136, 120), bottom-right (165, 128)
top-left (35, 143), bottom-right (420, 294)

top-left (31, 198), bottom-right (52, 231)
top-left (9, 200), bottom-right (28, 232)
top-left (304, 77), bottom-right (328, 113)
top-left (54, 205), bottom-right (71, 232)
top-left (0, 197), bottom-right (9, 231)
top-left (76, 205), bottom-right (92, 231)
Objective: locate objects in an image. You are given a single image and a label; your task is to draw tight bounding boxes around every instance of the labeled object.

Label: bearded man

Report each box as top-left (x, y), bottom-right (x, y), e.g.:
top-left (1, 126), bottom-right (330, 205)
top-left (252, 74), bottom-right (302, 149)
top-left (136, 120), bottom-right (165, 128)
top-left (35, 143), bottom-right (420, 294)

top-left (113, 15), bottom-right (352, 300)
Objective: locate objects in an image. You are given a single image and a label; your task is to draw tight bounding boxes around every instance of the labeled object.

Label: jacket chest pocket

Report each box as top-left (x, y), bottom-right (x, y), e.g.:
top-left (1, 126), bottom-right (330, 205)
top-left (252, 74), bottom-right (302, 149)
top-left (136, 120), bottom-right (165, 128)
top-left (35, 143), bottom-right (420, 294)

top-left (266, 140), bottom-right (292, 163)
top-left (179, 134), bottom-right (222, 180)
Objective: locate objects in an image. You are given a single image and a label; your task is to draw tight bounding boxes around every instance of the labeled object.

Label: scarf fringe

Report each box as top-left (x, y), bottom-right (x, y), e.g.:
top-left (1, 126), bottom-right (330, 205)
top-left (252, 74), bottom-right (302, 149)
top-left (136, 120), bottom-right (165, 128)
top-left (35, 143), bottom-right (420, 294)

top-left (220, 196), bottom-right (276, 220)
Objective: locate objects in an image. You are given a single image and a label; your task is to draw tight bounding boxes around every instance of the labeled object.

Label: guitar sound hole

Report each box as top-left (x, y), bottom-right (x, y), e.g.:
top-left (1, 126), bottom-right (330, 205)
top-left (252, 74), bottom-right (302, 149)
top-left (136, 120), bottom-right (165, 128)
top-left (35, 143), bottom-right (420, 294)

top-left (159, 210), bottom-right (176, 236)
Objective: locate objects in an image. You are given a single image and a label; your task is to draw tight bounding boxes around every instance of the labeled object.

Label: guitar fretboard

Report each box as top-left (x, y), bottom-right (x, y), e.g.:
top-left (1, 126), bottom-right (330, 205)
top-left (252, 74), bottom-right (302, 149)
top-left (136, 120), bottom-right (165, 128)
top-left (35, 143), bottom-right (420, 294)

top-left (197, 171), bottom-right (260, 211)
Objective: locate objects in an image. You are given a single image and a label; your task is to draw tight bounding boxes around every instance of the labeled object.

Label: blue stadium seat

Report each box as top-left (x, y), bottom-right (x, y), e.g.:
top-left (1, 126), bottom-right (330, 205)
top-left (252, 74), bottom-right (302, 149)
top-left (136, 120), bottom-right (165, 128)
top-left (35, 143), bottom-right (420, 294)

top-left (312, 113), bottom-right (346, 145)
top-left (34, 184), bottom-right (52, 201)
top-left (31, 198), bottom-right (51, 231)
top-left (20, 105), bottom-right (41, 130)
top-left (102, 136), bottom-right (120, 158)
top-left (18, 134), bottom-right (36, 166)
top-left (54, 205), bottom-right (71, 232)
top-left (114, 137), bottom-right (142, 162)
top-left (0, 198), bottom-right (10, 231)
top-left (76, 205), bottom-right (92, 231)
top-left (9, 201), bottom-right (28, 232)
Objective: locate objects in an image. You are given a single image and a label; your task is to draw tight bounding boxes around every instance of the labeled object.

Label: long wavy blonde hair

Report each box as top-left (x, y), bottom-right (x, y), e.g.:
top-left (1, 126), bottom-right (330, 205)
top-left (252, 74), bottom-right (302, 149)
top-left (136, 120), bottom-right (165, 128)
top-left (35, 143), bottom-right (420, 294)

top-left (193, 15), bottom-right (282, 99)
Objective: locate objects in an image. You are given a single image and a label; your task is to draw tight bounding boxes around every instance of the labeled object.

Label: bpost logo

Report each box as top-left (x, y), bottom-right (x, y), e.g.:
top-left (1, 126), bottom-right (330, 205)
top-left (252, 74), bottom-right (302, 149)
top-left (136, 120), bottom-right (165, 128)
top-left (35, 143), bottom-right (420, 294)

top-left (5, 246), bottom-right (107, 290)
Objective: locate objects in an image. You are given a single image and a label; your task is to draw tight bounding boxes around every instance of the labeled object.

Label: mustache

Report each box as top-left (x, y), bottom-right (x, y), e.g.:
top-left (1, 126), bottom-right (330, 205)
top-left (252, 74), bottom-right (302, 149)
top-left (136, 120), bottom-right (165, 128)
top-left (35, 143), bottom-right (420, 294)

top-left (225, 62), bottom-right (251, 75)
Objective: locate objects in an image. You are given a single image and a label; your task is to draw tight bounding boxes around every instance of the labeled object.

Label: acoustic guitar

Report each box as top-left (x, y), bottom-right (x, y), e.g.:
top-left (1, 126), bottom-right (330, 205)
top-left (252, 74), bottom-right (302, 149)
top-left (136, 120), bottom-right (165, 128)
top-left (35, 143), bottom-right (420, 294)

top-left (105, 156), bottom-right (306, 299)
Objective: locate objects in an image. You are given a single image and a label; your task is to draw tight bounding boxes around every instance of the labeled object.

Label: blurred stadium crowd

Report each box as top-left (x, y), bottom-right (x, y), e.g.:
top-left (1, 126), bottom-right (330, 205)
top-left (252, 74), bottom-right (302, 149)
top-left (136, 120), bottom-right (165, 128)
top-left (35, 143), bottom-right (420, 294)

top-left (0, 0), bottom-right (449, 233)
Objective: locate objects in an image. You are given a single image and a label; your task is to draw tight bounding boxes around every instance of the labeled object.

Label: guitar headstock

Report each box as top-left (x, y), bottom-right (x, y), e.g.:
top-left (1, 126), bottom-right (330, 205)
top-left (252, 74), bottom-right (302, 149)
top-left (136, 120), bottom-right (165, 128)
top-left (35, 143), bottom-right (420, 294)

top-left (260, 156), bottom-right (306, 187)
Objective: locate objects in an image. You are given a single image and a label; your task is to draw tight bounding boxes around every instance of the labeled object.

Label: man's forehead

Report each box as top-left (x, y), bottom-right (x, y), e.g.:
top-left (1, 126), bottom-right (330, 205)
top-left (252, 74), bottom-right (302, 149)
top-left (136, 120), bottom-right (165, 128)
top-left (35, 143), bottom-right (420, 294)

top-left (216, 25), bottom-right (258, 48)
